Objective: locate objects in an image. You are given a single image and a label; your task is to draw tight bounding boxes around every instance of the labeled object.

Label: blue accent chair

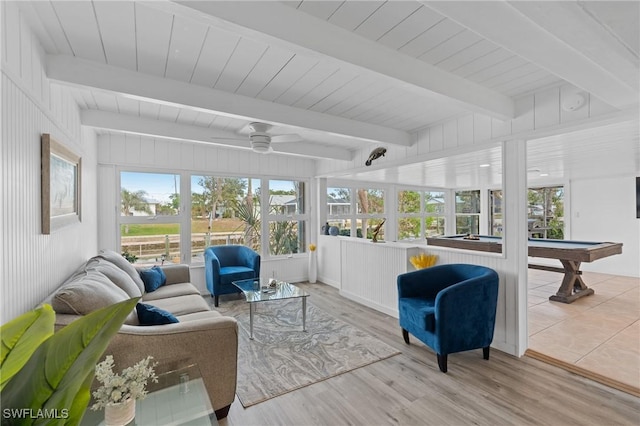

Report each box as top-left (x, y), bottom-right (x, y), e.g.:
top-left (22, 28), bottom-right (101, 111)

top-left (397, 263), bottom-right (499, 373)
top-left (205, 245), bottom-right (261, 307)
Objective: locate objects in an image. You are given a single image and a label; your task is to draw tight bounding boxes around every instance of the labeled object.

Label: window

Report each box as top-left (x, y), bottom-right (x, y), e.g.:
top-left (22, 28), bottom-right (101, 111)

top-left (398, 190), bottom-right (421, 240)
top-left (424, 191), bottom-right (446, 237)
top-left (119, 171), bottom-right (309, 264)
top-left (528, 186), bottom-right (564, 239)
top-left (326, 187), bottom-right (352, 236)
top-left (267, 180), bottom-right (308, 255)
top-left (489, 186), bottom-right (564, 238)
top-left (325, 185), bottom-right (385, 239)
top-left (455, 190), bottom-right (480, 234)
top-left (190, 175), bottom-right (259, 261)
top-left (356, 188), bottom-right (385, 239)
top-left (397, 190), bottom-right (446, 240)
top-left (120, 172), bottom-right (182, 264)
top-left (489, 190), bottom-right (503, 236)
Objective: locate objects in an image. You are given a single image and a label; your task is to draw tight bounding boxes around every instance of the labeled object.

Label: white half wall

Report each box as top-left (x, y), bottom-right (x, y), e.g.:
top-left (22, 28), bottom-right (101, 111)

top-left (1, 2), bottom-right (98, 324)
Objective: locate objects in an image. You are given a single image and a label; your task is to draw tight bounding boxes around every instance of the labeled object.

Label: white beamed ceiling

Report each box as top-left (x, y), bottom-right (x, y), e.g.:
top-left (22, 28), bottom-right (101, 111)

top-left (19, 0), bottom-right (640, 169)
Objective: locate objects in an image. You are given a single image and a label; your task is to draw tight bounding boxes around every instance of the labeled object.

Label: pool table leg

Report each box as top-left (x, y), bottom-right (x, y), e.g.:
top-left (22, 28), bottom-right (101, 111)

top-left (549, 260), bottom-right (594, 303)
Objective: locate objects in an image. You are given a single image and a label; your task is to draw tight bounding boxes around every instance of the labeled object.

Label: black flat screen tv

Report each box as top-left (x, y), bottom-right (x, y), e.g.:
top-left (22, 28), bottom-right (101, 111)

top-left (637, 177), bottom-right (640, 218)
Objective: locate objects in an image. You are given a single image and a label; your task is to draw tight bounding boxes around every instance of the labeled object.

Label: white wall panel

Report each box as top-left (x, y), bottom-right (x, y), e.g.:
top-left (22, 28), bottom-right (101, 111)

top-left (443, 120), bottom-right (458, 149)
top-left (570, 176), bottom-right (640, 277)
top-left (429, 124), bottom-right (444, 151)
top-left (124, 134), bottom-right (141, 165)
top-left (491, 116), bottom-right (511, 138)
top-left (474, 114), bottom-right (492, 143)
top-left (317, 81), bottom-right (620, 181)
top-left (512, 96), bottom-right (535, 134)
top-left (458, 115), bottom-right (474, 146)
top-left (534, 87), bottom-right (560, 129)
top-left (340, 239), bottom-right (420, 318)
top-left (2, 8), bottom-right (98, 323)
top-left (329, 238), bottom-right (517, 356)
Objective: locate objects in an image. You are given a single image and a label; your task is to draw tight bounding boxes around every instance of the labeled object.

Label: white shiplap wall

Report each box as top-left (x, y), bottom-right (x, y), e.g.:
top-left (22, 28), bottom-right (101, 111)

top-left (316, 84), bottom-right (620, 176)
top-left (96, 133), bottom-right (317, 287)
top-left (571, 176), bottom-right (640, 277)
top-left (340, 238), bottom-right (421, 317)
top-left (1, 2), bottom-right (98, 324)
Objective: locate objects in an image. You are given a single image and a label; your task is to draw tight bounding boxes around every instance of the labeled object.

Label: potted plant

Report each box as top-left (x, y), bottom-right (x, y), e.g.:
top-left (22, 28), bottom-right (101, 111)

top-left (90, 355), bottom-right (158, 425)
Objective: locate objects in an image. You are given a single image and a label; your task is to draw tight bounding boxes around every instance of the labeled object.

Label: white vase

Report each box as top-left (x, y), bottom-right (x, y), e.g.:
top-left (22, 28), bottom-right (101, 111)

top-left (105, 398), bottom-right (135, 426)
top-left (308, 251), bottom-right (317, 283)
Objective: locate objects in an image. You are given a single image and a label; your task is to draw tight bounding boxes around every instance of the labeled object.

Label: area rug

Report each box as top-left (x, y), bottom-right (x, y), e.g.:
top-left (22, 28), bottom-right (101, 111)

top-left (217, 297), bottom-right (401, 407)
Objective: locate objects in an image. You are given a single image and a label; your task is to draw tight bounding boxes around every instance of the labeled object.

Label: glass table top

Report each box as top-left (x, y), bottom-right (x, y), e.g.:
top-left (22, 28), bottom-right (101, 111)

top-left (232, 278), bottom-right (309, 303)
top-left (81, 363), bottom-right (217, 426)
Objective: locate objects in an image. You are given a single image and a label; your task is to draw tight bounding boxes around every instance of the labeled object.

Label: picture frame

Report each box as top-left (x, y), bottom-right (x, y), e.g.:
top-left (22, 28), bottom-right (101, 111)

top-left (41, 133), bottom-right (82, 234)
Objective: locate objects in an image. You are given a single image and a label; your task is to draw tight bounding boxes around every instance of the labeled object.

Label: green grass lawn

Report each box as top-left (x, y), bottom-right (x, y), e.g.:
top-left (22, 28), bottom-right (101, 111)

top-left (121, 218), bottom-right (246, 237)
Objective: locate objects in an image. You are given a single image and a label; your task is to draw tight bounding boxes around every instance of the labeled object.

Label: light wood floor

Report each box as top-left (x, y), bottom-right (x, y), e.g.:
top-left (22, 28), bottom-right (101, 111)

top-left (527, 269), bottom-right (640, 396)
top-left (220, 282), bottom-right (640, 426)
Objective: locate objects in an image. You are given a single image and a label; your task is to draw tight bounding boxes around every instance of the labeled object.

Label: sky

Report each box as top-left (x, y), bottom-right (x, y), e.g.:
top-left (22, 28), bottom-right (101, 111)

top-left (121, 172), bottom-right (296, 203)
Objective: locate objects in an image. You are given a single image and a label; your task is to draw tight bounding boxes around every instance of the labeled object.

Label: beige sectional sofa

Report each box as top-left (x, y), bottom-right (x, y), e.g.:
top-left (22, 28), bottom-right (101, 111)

top-left (40, 249), bottom-right (238, 419)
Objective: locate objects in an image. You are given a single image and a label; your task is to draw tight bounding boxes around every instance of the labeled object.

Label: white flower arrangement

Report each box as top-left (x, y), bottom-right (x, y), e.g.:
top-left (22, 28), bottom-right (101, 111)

top-left (90, 355), bottom-right (158, 410)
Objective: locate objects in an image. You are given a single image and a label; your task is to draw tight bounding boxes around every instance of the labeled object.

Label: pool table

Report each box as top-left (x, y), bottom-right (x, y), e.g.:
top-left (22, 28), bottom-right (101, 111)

top-left (426, 235), bottom-right (623, 303)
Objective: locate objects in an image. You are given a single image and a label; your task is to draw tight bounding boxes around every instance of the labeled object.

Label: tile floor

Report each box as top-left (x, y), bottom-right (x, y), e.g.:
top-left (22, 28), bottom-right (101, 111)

top-left (527, 268), bottom-right (640, 393)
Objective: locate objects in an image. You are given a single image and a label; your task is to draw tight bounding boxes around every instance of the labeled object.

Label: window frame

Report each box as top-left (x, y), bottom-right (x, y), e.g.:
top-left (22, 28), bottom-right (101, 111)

top-left (455, 189), bottom-right (482, 235)
top-left (117, 167), bottom-right (311, 265)
top-left (264, 179), bottom-right (310, 257)
top-left (396, 187), bottom-right (447, 241)
top-left (117, 169), bottom-right (188, 264)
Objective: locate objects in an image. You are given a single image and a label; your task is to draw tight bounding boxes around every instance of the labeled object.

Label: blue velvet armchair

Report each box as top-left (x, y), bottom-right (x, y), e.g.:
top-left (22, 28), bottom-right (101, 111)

top-left (205, 245), bottom-right (261, 307)
top-left (397, 263), bottom-right (499, 373)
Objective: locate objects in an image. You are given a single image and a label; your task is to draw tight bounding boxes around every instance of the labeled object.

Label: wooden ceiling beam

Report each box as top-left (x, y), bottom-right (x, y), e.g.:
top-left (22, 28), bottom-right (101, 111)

top-left (81, 110), bottom-right (354, 161)
top-left (46, 54), bottom-right (411, 147)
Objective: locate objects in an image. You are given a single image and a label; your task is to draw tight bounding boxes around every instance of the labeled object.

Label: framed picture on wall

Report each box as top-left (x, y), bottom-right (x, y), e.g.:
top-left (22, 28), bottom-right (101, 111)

top-left (41, 133), bottom-right (82, 234)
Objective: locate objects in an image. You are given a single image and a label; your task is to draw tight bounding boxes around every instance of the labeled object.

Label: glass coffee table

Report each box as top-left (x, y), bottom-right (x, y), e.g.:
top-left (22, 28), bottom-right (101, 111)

top-left (232, 278), bottom-right (310, 340)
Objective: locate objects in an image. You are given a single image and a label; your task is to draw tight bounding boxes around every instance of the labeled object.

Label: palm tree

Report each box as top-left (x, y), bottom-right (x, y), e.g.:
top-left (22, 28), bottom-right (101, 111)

top-left (121, 189), bottom-right (151, 234)
top-left (121, 189), bottom-right (151, 216)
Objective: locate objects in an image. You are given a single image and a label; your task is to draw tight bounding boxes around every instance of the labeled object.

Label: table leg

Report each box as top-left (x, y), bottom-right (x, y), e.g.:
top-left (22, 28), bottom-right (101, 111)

top-left (302, 297), bottom-right (307, 332)
top-left (249, 303), bottom-right (255, 340)
top-left (549, 260), bottom-right (594, 303)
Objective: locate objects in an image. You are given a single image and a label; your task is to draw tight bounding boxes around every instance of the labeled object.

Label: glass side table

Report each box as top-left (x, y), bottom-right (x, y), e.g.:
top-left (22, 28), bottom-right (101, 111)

top-left (82, 363), bottom-right (217, 426)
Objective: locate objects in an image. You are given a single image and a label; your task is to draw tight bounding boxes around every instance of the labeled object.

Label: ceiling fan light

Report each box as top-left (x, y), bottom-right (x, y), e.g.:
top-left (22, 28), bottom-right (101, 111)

top-left (250, 134), bottom-right (272, 153)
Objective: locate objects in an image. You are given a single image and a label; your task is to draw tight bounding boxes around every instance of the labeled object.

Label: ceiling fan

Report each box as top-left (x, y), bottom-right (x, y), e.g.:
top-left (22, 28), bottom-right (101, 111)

top-left (209, 122), bottom-right (303, 153)
top-left (246, 122), bottom-right (302, 153)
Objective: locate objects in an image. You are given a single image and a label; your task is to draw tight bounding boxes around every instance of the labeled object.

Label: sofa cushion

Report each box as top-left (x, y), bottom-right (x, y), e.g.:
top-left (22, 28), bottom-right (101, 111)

top-left (96, 249), bottom-right (145, 294)
top-left (85, 258), bottom-right (142, 298)
top-left (140, 266), bottom-right (166, 292)
top-left (145, 294), bottom-right (210, 316)
top-left (176, 310), bottom-right (223, 322)
top-left (136, 303), bottom-right (179, 325)
top-left (52, 271), bottom-right (130, 315)
top-left (141, 283), bottom-right (200, 301)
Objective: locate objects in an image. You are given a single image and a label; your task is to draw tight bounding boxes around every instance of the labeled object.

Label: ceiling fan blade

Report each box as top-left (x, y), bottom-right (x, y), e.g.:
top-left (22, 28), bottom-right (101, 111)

top-left (209, 135), bottom-right (245, 141)
top-left (271, 134), bottom-right (302, 143)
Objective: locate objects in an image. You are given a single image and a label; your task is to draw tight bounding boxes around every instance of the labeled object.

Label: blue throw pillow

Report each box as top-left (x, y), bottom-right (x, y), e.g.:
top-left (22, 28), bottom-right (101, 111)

top-left (136, 303), bottom-right (179, 326)
top-left (139, 266), bottom-right (166, 292)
